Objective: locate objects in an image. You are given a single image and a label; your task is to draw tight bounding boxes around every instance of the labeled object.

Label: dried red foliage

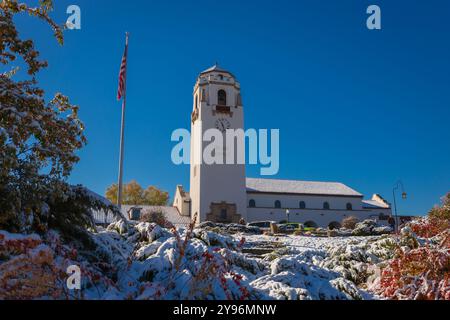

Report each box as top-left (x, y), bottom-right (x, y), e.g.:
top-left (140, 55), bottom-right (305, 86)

top-left (378, 247), bottom-right (449, 299)
top-left (0, 233), bottom-right (117, 300)
top-left (410, 217), bottom-right (450, 239)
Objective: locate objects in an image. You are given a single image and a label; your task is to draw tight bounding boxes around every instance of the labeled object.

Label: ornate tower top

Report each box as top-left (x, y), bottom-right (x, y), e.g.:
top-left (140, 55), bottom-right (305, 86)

top-left (199, 63), bottom-right (236, 78)
top-left (195, 64), bottom-right (240, 93)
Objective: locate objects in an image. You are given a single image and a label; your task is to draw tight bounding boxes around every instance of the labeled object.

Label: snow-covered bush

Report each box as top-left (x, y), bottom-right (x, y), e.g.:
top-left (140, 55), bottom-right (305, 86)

top-left (409, 195), bottom-right (450, 239)
top-left (376, 243), bottom-right (449, 300)
top-left (252, 251), bottom-right (363, 300)
top-left (0, 1), bottom-right (122, 243)
top-left (320, 236), bottom-right (398, 286)
top-left (352, 220), bottom-right (392, 236)
top-left (0, 230), bottom-right (117, 300)
top-left (197, 221), bottom-right (261, 235)
top-left (375, 196), bottom-right (450, 300)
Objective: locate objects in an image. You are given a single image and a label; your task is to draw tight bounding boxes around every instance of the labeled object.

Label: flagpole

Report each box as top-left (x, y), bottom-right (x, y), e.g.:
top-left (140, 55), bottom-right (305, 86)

top-left (117, 32), bottom-right (129, 210)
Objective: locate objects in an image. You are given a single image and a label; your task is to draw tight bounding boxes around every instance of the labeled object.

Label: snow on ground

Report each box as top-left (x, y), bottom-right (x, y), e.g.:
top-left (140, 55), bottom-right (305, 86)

top-left (232, 233), bottom-right (388, 300)
top-left (1, 222), bottom-right (399, 300)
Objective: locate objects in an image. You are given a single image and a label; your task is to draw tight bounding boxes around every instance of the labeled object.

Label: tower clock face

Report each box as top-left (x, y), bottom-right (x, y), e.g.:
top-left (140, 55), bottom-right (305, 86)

top-left (215, 118), bottom-right (231, 132)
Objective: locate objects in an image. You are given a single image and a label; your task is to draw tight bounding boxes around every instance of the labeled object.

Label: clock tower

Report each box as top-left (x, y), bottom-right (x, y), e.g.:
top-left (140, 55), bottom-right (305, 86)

top-left (190, 64), bottom-right (247, 224)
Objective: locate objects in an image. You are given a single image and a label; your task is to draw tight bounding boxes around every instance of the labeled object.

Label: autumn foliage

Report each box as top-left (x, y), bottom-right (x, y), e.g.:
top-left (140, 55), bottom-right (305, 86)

top-left (377, 194), bottom-right (450, 300)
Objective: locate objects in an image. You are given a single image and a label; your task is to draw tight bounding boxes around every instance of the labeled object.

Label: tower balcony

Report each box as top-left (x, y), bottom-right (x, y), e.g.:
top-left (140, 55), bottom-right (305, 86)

top-left (213, 105), bottom-right (233, 117)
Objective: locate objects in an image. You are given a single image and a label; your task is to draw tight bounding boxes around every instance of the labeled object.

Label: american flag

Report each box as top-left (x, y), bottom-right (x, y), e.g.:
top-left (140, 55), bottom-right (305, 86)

top-left (117, 36), bottom-right (128, 101)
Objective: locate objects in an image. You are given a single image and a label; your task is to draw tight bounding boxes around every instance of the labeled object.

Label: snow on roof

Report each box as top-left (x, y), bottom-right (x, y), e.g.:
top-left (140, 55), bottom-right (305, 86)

top-left (200, 64), bottom-right (235, 77)
top-left (362, 200), bottom-right (390, 209)
top-left (246, 178), bottom-right (363, 197)
top-left (122, 205), bottom-right (192, 226)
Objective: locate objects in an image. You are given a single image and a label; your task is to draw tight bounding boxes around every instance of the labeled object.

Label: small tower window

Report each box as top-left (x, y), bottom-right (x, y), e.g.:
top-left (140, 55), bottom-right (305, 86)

top-left (220, 209), bottom-right (227, 220)
top-left (323, 202), bottom-right (330, 210)
top-left (249, 199), bottom-right (256, 208)
top-left (299, 201), bottom-right (306, 209)
top-left (274, 200), bottom-right (281, 209)
top-left (346, 203), bottom-right (353, 210)
top-left (218, 89), bottom-right (227, 106)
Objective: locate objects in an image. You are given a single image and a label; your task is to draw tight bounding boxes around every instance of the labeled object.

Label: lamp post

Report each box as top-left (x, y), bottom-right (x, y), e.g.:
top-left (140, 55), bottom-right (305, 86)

top-left (286, 209), bottom-right (290, 223)
top-left (392, 180), bottom-right (407, 234)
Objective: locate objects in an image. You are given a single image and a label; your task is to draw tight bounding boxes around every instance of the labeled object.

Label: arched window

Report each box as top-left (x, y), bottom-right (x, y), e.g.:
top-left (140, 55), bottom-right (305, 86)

top-left (346, 203), bottom-right (353, 210)
top-left (274, 200), bottom-right (281, 208)
top-left (220, 209), bottom-right (227, 220)
top-left (299, 201), bottom-right (306, 209)
top-left (218, 89), bottom-right (227, 106)
top-left (379, 212), bottom-right (388, 221)
top-left (249, 199), bottom-right (256, 208)
top-left (328, 221), bottom-right (341, 230)
top-left (194, 94), bottom-right (198, 109)
top-left (323, 202), bottom-right (330, 210)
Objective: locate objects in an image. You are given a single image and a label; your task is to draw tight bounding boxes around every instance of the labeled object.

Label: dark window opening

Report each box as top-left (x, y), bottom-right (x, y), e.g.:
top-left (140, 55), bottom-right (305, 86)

top-left (218, 89), bottom-right (227, 106)
top-left (220, 209), bottom-right (227, 220)
top-left (328, 221), bottom-right (341, 230)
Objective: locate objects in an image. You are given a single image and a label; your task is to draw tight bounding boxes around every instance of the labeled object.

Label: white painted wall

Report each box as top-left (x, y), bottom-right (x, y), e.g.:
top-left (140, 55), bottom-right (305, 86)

top-left (246, 193), bottom-right (392, 227)
top-left (190, 69), bottom-right (247, 223)
top-left (247, 193), bottom-right (363, 211)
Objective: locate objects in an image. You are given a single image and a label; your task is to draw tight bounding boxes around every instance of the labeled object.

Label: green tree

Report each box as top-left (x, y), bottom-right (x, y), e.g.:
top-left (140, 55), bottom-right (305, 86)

top-left (105, 181), bottom-right (169, 206)
top-left (0, 1), bottom-right (119, 242)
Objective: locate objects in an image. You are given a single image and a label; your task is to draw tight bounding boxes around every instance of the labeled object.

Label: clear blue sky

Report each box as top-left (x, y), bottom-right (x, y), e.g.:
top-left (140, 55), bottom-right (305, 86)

top-left (13, 0), bottom-right (450, 215)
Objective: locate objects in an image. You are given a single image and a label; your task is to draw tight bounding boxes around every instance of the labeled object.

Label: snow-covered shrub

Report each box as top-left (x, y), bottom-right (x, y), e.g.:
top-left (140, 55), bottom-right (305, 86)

top-left (320, 236), bottom-right (398, 286)
top-left (0, 1), bottom-right (123, 247)
top-left (197, 222), bottom-right (261, 235)
top-left (373, 226), bottom-right (393, 235)
top-left (135, 222), bottom-right (169, 243)
top-left (377, 244), bottom-right (449, 300)
top-left (351, 220), bottom-right (391, 236)
top-left (375, 198), bottom-right (450, 300)
top-left (131, 219), bottom-right (254, 300)
top-left (410, 194), bottom-right (450, 239)
top-left (252, 251), bottom-right (363, 300)
top-left (399, 226), bottom-right (420, 249)
top-left (0, 230), bottom-right (118, 300)
top-left (193, 229), bottom-right (237, 249)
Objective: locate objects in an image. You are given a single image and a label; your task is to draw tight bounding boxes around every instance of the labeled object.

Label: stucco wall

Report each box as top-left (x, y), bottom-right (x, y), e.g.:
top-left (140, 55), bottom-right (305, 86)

top-left (246, 193), bottom-right (392, 227)
top-left (246, 207), bottom-right (392, 227)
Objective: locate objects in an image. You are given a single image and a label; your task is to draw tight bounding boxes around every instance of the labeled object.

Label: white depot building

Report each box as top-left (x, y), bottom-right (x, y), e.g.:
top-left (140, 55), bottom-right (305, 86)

top-left (171, 65), bottom-right (392, 228)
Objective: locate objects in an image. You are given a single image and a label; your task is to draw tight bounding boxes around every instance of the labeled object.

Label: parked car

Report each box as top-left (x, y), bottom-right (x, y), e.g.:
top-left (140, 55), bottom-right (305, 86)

top-left (278, 222), bottom-right (304, 233)
top-left (247, 221), bottom-right (276, 232)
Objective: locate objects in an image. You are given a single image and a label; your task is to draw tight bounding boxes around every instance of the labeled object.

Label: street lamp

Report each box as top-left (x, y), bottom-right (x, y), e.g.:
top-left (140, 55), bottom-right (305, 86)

top-left (392, 180), bottom-right (407, 234)
top-left (286, 209), bottom-right (290, 223)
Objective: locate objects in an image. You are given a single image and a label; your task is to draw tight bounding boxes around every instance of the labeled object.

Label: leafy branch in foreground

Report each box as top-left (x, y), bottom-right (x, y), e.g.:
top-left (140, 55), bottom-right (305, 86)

top-left (0, 1), bottom-right (120, 241)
